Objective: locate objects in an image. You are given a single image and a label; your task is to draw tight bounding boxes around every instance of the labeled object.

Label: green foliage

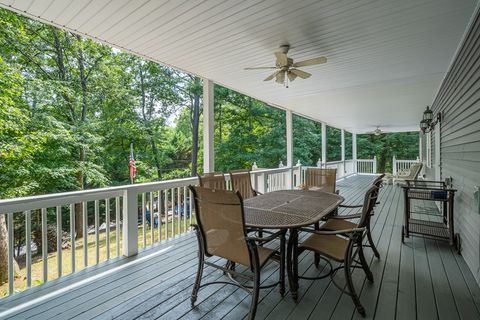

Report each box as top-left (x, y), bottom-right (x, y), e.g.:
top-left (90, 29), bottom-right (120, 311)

top-left (326, 126), bottom-right (341, 161)
top-left (293, 115), bottom-right (322, 166)
top-left (214, 85), bottom-right (286, 171)
top-left (357, 132), bottom-right (419, 173)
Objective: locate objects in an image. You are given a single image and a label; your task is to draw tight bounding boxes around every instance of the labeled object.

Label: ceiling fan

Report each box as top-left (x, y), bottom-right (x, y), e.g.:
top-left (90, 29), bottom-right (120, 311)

top-left (244, 45), bottom-right (327, 87)
top-left (366, 126), bottom-right (385, 136)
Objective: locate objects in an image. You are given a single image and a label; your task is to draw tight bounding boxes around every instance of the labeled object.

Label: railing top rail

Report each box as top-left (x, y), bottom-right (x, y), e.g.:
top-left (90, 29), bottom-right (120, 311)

top-left (0, 176), bottom-right (198, 214)
top-left (251, 166), bottom-right (299, 174)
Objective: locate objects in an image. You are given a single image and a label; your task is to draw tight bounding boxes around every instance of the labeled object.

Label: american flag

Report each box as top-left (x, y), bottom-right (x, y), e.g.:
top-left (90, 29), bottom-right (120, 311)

top-left (129, 143), bottom-right (136, 184)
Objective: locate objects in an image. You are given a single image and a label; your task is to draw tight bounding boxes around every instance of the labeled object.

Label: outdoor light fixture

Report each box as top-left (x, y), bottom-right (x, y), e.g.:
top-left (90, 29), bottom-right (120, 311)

top-left (420, 106), bottom-right (442, 133)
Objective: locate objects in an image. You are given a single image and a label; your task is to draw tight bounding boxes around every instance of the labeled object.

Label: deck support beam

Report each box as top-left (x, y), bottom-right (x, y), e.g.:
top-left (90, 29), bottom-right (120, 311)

top-left (203, 79), bottom-right (214, 173)
top-left (353, 133), bottom-right (357, 173)
top-left (286, 110), bottom-right (293, 167)
top-left (341, 129), bottom-right (345, 173)
top-left (321, 123), bottom-right (327, 165)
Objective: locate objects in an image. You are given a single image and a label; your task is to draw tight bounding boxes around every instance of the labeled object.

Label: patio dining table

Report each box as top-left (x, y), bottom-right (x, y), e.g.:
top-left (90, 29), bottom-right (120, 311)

top-left (243, 189), bottom-right (344, 299)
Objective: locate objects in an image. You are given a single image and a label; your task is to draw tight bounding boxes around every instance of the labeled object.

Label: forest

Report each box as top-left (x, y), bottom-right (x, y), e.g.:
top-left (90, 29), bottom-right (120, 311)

top-left (0, 8), bottom-right (418, 293)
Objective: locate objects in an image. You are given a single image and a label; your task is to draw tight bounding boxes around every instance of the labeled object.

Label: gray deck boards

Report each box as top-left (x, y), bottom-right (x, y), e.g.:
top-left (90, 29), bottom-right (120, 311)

top-left (1, 174), bottom-right (479, 320)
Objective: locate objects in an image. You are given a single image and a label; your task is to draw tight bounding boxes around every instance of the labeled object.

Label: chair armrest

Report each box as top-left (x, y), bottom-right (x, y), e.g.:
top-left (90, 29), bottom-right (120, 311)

top-left (339, 204), bottom-right (363, 209)
top-left (246, 229), bottom-right (285, 244)
top-left (299, 227), bottom-right (365, 235)
top-left (254, 189), bottom-right (263, 196)
top-left (329, 213), bottom-right (362, 220)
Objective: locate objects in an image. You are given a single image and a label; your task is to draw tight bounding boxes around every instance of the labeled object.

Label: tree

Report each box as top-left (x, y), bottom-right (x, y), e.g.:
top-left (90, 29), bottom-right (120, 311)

top-left (357, 132), bottom-right (419, 173)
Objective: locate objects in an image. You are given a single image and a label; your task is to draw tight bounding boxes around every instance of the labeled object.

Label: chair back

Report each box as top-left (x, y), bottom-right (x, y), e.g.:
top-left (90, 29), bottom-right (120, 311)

top-left (408, 163), bottom-right (423, 179)
top-left (304, 168), bottom-right (337, 193)
top-left (189, 186), bottom-right (251, 267)
top-left (358, 185), bottom-right (379, 228)
top-left (198, 172), bottom-right (227, 190)
top-left (229, 169), bottom-right (256, 199)
top-left (373, 174), bottom-right (385, 188)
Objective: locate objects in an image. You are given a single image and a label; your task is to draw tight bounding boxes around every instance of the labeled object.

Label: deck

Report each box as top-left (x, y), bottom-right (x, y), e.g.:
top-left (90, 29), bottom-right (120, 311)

top-left (1, 174), bottom-right (479, 319)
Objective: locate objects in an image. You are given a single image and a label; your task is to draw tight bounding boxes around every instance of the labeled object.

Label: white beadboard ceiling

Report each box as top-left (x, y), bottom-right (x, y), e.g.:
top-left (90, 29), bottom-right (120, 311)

top-left (1, 0), bottom-right (477, 133)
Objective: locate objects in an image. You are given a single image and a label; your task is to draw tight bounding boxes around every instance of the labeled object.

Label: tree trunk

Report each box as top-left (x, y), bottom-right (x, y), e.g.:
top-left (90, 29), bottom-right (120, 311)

top-left (0, 214), bottom-right (20, 284)
top-left (75, 34), bottom-right (89, 238)
top-left (191, 94), bottom-right (201, 176)
top-left (139, 65), bottom-right (163, 179)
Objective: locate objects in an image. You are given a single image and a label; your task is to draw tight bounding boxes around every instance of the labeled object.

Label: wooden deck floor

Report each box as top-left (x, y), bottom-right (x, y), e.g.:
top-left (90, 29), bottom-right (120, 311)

top-left (1, 174), bottom-right (479, 319)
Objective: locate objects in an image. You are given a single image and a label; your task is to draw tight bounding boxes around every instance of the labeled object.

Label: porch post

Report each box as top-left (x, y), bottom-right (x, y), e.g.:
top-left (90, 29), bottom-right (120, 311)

top-left (321, 123), bottom-right (327, 165)
top-left (203, 79), bottom-right (214, 173)
top-left (352, 133), bottom-right (357, 173)
top-left (123, 188), bottom-right (138, 257)
top-left (286, 110), bottom-right (294, 188)
top-left (286, 110), bottom-right (293, 167)
top-left (341, 129), bottom-right (345, 174)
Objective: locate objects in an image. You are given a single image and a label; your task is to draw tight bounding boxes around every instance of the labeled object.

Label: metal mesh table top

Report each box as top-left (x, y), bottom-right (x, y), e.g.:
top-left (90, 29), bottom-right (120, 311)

top-left (243, 190), bottom-right (344, 229)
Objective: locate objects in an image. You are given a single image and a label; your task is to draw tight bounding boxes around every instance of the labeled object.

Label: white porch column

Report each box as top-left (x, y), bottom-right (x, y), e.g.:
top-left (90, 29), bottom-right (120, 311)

top-left (203, 79), bottom-right (214, 173)
top-left (286, 110), bottom-right (293, 167)
top-left (123, 189), bottom-right (138, 257)
top-left (341, 129), bottom-right (345, 175)
top-left (321, 123), bottom-right (327, 164)
top-left (352, 133), bottom-right (357, 173)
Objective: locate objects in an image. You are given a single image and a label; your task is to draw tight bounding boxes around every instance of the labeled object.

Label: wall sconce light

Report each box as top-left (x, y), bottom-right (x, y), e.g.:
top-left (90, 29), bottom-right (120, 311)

top-left (420, 106), bottom-right (442, 133)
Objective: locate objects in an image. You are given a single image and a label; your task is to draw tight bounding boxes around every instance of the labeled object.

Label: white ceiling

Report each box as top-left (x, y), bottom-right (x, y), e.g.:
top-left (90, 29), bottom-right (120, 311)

top-left (1, 0), bottom-right (477, 133)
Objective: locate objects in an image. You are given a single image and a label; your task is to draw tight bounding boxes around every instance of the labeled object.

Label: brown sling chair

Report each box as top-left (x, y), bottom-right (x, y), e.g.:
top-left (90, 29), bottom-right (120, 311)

top-left (295, 184), bottom-right (378, 316)
top-left (189, 186), bottom-right (286, 320)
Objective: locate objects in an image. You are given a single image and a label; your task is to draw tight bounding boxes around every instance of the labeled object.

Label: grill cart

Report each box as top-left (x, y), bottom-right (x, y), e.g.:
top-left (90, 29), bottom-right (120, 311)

top-left (401, 180), bottom-right (460, 253)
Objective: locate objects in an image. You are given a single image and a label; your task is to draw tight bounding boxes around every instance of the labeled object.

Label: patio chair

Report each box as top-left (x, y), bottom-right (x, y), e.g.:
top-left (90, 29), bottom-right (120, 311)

top-left (320, 174), bottom-right (384, 259)
top-left (304, 168), bottom-right (338, 194)
top-left (296, 185), bottom-right (378, 316)
top-left (393, 162), bottom-right (423, 185)
top-left (197, 172), bottom-right (227, 190)
top-left (229, 169), bottom-right (261, 200)
top-left (189, 186), bottom-right (286, 320)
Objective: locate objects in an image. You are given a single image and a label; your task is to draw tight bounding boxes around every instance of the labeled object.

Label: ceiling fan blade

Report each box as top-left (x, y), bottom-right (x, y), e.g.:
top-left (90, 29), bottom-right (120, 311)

top-left (264, 71), bottom-right (279, 81)
top-left (290, 69), bottom-right (311, 79)
top-left (276, 71), bottom-right (285, 84)
top-left (275, 52), bottom-right (288, 66)
top-left (287, 71), bottom-right (297, 82)
top-left (292, 56), bottom-right (327, 67)
top-left (244, 67), bottom-right (277, 70)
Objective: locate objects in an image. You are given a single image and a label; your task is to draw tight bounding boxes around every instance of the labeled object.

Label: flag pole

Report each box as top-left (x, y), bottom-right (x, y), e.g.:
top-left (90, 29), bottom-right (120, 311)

top-left (129, 143), bottom-right (136, 184)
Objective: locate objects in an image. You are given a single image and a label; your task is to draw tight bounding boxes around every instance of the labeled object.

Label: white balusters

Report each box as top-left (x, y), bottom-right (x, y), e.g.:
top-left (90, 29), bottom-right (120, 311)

top-left (106, 198), bottom-right (110, 261)
top-left (26, 210), bottom-right (32, 287)
top-left (56, 206), bottom-right (62, 277)
top-left (82, 202), bottom-right (88, 267)
top-left (7, 212), bottom-right (14, 295)
top-left (70, 204), bottom-right (75, 273)
top-left (115, 197), bottom-right (120, 258)
top-left (95, 200), bottom-right (99, 264)
top-left (41, 208), bottom-right (48, 283)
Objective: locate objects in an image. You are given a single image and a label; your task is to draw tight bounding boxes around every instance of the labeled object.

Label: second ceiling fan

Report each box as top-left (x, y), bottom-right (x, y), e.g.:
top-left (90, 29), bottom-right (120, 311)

top-left (244, 45), bottom-right (327, 87)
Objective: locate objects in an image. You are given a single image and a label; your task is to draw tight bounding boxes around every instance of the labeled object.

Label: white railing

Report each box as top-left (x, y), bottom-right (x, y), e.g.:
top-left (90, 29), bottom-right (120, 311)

top-left (250, 166), bottom-right (302, 192)
top-left (0, 176), bottom-right (197, 297)
top-left (0, 161), bottom-right (374, 298)
top-left (356, 157), bottom-right (377, 174)
top-left (393, 156), bottom-right (420, 175)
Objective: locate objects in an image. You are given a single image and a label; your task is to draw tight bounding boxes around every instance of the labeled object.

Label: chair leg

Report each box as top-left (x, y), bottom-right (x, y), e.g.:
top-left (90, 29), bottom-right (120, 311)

top-left (279, 232), bottom-right (286, 295)
top-left (248, 262), bottom-right (261, 320)
top-left (357, 241), bottom-right (373, 282)
top-left (191, 253), bottom-right (204, 307)
top-left (366, 227), bottom-right (380, 259)
top-left (345, 249), bottom-right (365, 316)
top-left (314, 222), bottom-right (320, 267)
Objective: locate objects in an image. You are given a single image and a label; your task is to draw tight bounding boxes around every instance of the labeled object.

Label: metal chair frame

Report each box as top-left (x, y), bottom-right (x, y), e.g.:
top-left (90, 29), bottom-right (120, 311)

top-left (189, 186), bottom-right (286, 320)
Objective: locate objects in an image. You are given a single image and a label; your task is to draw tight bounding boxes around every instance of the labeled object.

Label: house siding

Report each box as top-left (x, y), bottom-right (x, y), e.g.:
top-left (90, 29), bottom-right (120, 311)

top-left (425, 6), bottom-right (480, 284)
